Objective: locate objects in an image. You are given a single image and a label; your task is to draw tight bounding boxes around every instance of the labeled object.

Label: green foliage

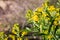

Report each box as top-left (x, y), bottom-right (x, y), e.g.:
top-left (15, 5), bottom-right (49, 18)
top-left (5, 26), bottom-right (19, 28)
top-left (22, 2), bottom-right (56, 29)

top-left (26, 2), bottom-right (60, 40)
top-left (0, 0), bottom-right (60, 40)
top-left (56, 0), bottom-right (60, 8)
top-left (0, 23), bottom-right (29, 40)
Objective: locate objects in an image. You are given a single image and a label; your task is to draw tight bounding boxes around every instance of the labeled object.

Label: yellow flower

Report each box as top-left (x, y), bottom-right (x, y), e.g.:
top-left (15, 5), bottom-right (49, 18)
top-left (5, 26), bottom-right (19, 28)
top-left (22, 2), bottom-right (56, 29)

top-left (0, 32), bottom-right (4, 36)
top-left (12, 27), bottom-right (17, 34)
top-left (54, 21), bottom-right (58, 25)
top-left (33, 12), bottom-right (38, 15)
top-left (17, 37), bottom-right (22, 40)
top-left (42, 2), bottom-right (48, 8)
top-left (32, 15), bottom-right (39, 21)
top-left (9, 34), bottom-right (15, 40)
top-left (56, 8), bottom-right (60, 11)
top-left (36, 7), bottom-right (43, 12)
top-left (12, 29), bottom-right (17, 34)
top-left (12, 23), bottom-right (20, 34)
top-left (14, 23), bottom-right (19, 27)
top-left (42, 12), bottom-right (49, 17)
top-left (21, 31), bottom-right (28, 37)
top-left (48, 5), bottom-right (55, 11)
top-left (44, 30), bottom-right (48, 34)
top-left (42, 13), bottom-right (47, 17)
top-left (58, 16), bottom-right (60, 20)
top-left (55, 18), bottom-right (58, 21)
top-left (55, 16), bottom-right (60, 21)
top-left (56, 13), bottom-right (59, 16)
top-left (47, 18), bottom-right (50, 20)
top-left (4, 37), bottom-right (8, 40)
top-left (48, 35), bottom-right (53, 39)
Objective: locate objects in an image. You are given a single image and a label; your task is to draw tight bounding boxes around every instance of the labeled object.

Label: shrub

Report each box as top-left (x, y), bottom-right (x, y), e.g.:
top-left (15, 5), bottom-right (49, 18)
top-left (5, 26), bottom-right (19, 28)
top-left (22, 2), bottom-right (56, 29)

top-left (0, 23), bottom-right (29, 40)
top-left (26, 2), bottom-right (60, 40)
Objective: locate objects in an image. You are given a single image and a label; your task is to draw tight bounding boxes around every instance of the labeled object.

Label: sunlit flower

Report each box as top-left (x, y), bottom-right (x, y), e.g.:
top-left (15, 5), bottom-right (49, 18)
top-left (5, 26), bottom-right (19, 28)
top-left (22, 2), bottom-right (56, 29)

top-left (48, 5), bottom-right (55, 11)
top-left (9, 34), bottom-right (15, 40)
top-left (42, 2), bottom-right (48, 7)
top-left (55, 13), bottom-right (59, 16)
top-left (32, 15), bottom-right (39, 21)
top-left (47, 17), bottom-right (50, 20)
top-left (45, 2), bottom-right (48, 7)
top-left (0, 32), bottom-right (4, 36)
top-left (26, 2), bottom-right (60, 40)
top-left (53, 21), bottom-right (58, 25)
top-left (56, 8), bottom-right (60, 12)
top-left (47, 35), bottom-right (53, 39)
top-left (55, 18), bottom-right (58, 21)
top-left (14, 23), bottom-right (19, 27)
top-left (42, 13), bottom-right (47, 17)
top-left (33, 12), bottom-right (38, 15)
top-left (4, 37), bottom-right (8, 40)
top-left (12, 26), bottom-right (18, 34)
top-left (44, 30), bottom-right (48, 34)
top-left (21, 31), bottom-right (28, 37)
top-left (55, 16), bottom-right (60, 21)
top-left (36, 7), bottom-right (43, 12)
top-left (42, 12), bottom-right (49, 17)
top-left (12, 29), bottom-right (17, 34)
top-left (12, 23), bottom-right (20, 34)
top-left (17, 37), bottom-right (22, 40)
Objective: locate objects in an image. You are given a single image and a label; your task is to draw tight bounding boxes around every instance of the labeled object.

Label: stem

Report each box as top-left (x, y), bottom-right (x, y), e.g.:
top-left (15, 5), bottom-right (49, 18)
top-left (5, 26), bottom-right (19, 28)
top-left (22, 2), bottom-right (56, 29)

top-left (54, 26), bottom-right (58, 35)
top-left (48, 18), bottom-right (54, 34)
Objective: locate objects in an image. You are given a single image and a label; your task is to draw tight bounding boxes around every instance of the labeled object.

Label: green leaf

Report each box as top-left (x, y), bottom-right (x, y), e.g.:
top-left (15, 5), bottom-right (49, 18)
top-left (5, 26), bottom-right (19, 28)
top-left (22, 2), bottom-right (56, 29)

top-left (56, 28), bottom-right (60, 36)
top-left (26, 27), bottom-right (32, 32)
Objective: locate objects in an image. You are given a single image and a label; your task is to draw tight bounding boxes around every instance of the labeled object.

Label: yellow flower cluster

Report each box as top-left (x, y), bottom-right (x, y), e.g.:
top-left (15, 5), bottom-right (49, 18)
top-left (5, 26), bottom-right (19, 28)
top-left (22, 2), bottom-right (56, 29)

top-left (54, 16), bottom-right (60, 25)
top-left (0, 23), bottom-right (28, 40)
top-left (47, 35), bottom-right (53, 39)
top-left (42, 12), bottom-right (48, 17)
top-left (17, 37), bottom-right (22, 40)
top-left (29, 2), bottom-right (60, 27)
top-left (42, 2), bottom-right (48, 7)
top-left (12, 23), bottom-right (19, 34)
top-left (3, 34), bottom-right (23, 40)
top-left (0, 32), bottom-right (4, 36)
top-left (9, 34), bottom-right (15, 40)
top-left (32, 15), bottom-right (39, 21)
top-left (44, 30), bottom-right (48, 34)
top-left (26, 2), bottom-right (60, 40)
top-left (53, 21), bottom-right (58, 26)
top-left (0, 2), bottom-right (60, 40)
top-left (36, 7), bottom-right (43, 12)
top-left (21, 31), bottom-right (28, 37)
top-left (48, 5), bottom-right (55, 11)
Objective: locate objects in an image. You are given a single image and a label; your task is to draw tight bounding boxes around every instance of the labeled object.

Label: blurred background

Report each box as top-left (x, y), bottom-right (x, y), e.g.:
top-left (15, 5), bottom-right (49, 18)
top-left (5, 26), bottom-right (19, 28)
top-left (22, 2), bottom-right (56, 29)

top-left (0, 0), bottom-right (58, 32)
